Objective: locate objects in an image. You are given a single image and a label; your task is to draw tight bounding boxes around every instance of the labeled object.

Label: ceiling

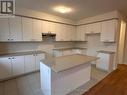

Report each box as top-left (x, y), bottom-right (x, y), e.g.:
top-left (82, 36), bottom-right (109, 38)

top-left (16, 0), bottom-right (127, 21)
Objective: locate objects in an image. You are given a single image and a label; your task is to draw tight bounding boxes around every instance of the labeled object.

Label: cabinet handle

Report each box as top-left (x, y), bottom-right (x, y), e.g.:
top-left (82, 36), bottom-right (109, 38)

top-left (8, 39), bottom-right (10, 41)
top-left (12, 57), bottom-right (15, 59)
top-left (8, 58), bottom-right (11, 59)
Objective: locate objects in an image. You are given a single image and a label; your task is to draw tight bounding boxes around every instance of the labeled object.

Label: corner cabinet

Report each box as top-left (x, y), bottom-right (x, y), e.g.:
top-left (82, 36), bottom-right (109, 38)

top-left (100, 19), bottom-right (118, 42)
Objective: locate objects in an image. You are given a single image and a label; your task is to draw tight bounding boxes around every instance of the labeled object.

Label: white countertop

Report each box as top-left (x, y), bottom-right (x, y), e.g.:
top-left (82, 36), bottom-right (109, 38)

top-left (40, 54), bottom-right (98, 73)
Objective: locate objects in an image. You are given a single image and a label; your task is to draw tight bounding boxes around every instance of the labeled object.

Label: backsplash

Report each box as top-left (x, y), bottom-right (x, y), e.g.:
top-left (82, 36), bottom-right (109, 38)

top-left (75, 34), bottom-right (117, 56)
top-left (0, 42), bottom-right (75, 55)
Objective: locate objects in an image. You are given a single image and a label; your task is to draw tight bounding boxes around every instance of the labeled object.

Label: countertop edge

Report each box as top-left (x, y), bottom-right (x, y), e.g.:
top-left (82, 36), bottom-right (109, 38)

top-left (0, 50), bottom-right (46, 57)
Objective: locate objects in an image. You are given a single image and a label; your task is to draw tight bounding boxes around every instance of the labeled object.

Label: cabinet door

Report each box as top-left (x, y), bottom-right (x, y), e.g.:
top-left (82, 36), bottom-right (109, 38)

top-left (35, 53), bottom-right (45, 70)
top-left (42, 21), bottom-right (50, 33)
top-left (71, 26), bottom-right (76, 41)
top-left (0, 19), bottom-right (10, 41)
top-left (56, 24), bottom-right (66, 41)
top-left (0, 57), bottom-right (12, 79)
top-left (22, 17), bottom-right (33, 41)
top-left (65, 25), bottom-right (76, 41)
top-left (76, 25), bottom-right (86, 41)
top-left (24, 55), bottom-right (36, 73)
top-left (85, 24), bottom-right (93, 34)
top-left (101, 20), bottom-right (117, 42)
top-left (9, 16), bottom-right (23, 41)
top-left (96, 53), bottom-right (110, 71)
top-left (11, 56), bottom-right (24, 76)
top-left (32, 19), bottom-right (42, 41)
top-left (50, 22), bottom-right (56, 33)
top-left (85, 23), bottom-right (101, 34)
top-left (92, 22), bottom-right (101, 33)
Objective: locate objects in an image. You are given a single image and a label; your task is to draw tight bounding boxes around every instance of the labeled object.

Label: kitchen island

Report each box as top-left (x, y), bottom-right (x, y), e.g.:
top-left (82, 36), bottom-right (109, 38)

top-left (40, 54), bottom-right (98, 95)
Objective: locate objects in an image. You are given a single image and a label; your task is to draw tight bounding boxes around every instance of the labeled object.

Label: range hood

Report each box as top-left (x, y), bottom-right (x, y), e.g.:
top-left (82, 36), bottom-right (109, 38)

top-left (42, 32), bottom-right (56, 41)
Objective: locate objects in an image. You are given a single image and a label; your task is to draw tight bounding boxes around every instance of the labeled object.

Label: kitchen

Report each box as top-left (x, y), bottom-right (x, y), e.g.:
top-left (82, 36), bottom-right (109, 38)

top-left (0, 0), bottom-right (127, 95)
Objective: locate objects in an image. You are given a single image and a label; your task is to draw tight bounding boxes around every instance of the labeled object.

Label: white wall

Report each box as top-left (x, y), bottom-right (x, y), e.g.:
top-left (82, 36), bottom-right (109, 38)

top-left (124, 26), bottom-right (127, 64)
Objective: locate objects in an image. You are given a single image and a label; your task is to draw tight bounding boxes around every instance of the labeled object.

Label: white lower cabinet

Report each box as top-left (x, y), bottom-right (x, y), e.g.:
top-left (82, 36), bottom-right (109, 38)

top-left (35, 54), bottom-right (45, 70)
top-left (96, 53), bottom-right (114, 72)
top-left (24, 54), bottom-right (45, 73)
top-left (24, 55), bottom-right (36, 73)
top-left (0, 57), bottom-right (12, 79)
top-left (12, 56), bottom-right (24, 76)
top-left (0, 53), bottom-right (45, 80)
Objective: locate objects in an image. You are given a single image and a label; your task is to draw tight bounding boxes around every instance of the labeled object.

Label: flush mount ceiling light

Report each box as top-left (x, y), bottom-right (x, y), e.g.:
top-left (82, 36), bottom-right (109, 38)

top-left (53, 6), bottom-right (72, 13)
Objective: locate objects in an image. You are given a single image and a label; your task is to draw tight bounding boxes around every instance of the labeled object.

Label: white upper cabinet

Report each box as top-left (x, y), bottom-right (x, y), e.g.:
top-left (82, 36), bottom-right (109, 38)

top-left (42, 21), bottom-right (50, 33)
top-left (55, 23), bottom-right (76, 41)
top-left (50, 22), bottom-right (56, 33)
top-left (42, 21), bottom-right (56, 33)
top-left (62, 25), bottom-right (70, 41)
top-left (76, 25), bottom-right (86, 41)
top-left (11, 56), bottom-right (24, 76)
top-left (55, 24), bottom-right (66, 41)
top-left (0, 57), bottom-right (12, 79)
top-left (101, 19), bottom-right (118, 42)
top-left (9, 16), bottom-right (23, 41)
top-left (65, 25), bottom-right (76, 41)
top-left (85, 22), bottom-right (101, 34)
top-left (22, 17), bottom-right (33, 41)
top-left (92, 22), bottom-right (101, 33)
top-left (85, 24), bottom-right (92, 34)
top-left (0, 19), bottom-right (10, 41)
top-left (32, 19), bottom-right (42, 41)
top-left (42, 21), bottom-right (48, 33)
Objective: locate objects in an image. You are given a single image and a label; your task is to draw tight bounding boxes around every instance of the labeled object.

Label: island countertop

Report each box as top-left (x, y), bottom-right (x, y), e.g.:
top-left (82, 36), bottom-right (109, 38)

top-left (40, 54), bottom-right (98, 73)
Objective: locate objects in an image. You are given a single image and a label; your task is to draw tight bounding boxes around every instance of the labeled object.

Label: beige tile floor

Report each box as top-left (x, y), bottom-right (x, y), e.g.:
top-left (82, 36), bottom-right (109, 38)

top-left (0, 65), bottom-right (108, 95)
